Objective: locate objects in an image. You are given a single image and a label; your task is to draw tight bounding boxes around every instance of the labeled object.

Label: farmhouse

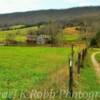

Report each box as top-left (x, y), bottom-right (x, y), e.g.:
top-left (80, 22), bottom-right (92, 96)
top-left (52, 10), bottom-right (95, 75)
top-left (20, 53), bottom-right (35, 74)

top-left (27, 34), bottom-right (51, 44)
top-left (36, 34), bottom-right (51, 44)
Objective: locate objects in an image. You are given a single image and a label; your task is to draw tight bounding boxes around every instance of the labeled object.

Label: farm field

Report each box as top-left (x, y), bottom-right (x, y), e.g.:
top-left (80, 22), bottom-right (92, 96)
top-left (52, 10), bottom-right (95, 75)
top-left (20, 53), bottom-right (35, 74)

top-left (0, 46), bottom-right (71, 97)
top-left (0, 26), bottom-right (38, 42)
top-left (0, 25), bottom-right (100, 99)
top-left (63, 34), bottom-right (80, 42)
top-left (0, 46), bottom-right (100, 99)
top-left (0, 46), bottom-right (70, 88)
top-left (63, 27), bottom-right (81, 42)
top-left (0, 25), bottom-right (82, 44)
top-left (0, 2), bottom-right (100, 100)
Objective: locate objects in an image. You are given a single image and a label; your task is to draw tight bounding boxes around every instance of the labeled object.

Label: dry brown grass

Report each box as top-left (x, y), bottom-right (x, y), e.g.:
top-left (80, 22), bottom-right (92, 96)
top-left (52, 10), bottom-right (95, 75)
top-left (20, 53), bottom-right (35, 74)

top-left (63, 27), bottom-right (80, 35)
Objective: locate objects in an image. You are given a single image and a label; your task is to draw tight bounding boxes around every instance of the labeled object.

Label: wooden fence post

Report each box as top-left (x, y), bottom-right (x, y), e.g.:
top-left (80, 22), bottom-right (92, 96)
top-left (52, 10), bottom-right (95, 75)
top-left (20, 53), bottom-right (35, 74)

top-left (77, 52), bottom-right (81, 74)
top-left (82, 49), bottom-right (85, 61)
top-left (84, 48), bottom-right (87, 57)
top-left (80, 49), bottom-right (84, 68)
top-left (69, 45), bottom-right (74, 97)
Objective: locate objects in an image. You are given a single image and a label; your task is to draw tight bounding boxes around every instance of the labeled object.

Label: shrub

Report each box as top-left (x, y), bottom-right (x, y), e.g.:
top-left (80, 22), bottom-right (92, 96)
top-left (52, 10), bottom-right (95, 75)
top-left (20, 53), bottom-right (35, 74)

top-left (5, 33), bottom-right (17, 45)
top-left (90, 38), bottom-right (97, 47)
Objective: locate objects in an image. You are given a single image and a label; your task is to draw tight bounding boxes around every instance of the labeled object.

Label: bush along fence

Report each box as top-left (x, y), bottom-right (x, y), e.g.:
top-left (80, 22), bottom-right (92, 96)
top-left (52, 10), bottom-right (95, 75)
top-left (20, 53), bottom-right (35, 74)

top-left (68, 45), bottom-right (88, 97)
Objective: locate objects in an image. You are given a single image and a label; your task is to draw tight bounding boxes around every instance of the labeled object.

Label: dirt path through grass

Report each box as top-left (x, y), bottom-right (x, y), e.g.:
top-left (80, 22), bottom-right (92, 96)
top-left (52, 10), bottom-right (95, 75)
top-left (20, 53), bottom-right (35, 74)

top-left (91, 52), bottom-right (100, 81)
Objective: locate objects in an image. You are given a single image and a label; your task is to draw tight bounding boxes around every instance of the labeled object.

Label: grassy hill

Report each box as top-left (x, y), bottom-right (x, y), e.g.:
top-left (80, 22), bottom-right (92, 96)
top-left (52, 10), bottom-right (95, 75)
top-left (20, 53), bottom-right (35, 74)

top-left (0, 26), bottom-right (38, 42)
top-left (0, 25), bottom-right (82, 44)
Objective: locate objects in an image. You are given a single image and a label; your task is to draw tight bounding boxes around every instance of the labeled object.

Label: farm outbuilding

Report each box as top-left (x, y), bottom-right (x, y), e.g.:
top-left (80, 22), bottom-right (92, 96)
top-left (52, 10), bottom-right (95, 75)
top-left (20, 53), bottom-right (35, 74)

top-left (36, 34), bottom-right (51, 44)
top-left (26, 34), bottom-right (51, 45)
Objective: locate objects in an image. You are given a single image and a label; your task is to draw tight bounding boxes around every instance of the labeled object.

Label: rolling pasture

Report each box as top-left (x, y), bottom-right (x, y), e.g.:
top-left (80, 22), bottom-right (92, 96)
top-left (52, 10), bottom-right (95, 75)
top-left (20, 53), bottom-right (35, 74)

top-left (0, 47), bottom-right (100, 99)
top-left (0, 46), bottom-right (70, 91)
top-left (0, 26), bottom-right (100, 99)
top-left (0, 6), bottom-right (100, 99)
top-left (0, 26), bottom-right (82, 44)
top-left (0, 26), bottom-right (38, 42)
top-left (63, 27), bottom-right (81, 42)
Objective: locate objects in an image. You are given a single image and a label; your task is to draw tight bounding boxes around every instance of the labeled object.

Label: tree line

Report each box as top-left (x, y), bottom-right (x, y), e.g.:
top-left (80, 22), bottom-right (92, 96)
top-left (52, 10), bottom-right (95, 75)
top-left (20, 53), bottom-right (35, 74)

top-left (4, 22), bottom-right (64, 46)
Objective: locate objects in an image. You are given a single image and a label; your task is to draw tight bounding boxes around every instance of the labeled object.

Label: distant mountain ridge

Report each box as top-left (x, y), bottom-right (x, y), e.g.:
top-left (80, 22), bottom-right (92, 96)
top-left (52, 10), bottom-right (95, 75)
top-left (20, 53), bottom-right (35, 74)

top-left (0, 6), bottom-right (100, 27)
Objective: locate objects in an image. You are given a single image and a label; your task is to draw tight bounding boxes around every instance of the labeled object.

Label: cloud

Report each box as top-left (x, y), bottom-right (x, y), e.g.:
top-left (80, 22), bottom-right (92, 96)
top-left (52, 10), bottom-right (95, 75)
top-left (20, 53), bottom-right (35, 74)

top-left (64, 0), bottom-right (85, 3)
top-left (0, 0), bottom-right (100, 14)
top-left (0, 0), bottom-right (41, 13)
top-left (63, 0), bottom-right (97, 5)
top-left (64, 0), bottom-right (88, 4)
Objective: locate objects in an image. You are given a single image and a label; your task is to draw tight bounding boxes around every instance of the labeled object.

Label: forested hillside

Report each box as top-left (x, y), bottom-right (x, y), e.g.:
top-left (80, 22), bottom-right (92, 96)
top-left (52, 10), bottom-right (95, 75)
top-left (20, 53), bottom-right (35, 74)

top-left (0, 6), bottom-right (100, 28)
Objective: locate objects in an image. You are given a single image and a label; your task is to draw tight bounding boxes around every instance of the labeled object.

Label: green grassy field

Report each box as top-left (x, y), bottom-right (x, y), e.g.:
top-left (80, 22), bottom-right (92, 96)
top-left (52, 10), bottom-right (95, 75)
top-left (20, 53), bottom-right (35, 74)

top-left (63, 34), bottom-right (81, 42)
top-left (0, 26), bottom-right (38, 42)
top-left (0, 46), bottom-right (70, 91)
top-left (0, 46), bottom-right (100, 99)
top-left (79, 49), bottom-right (100, 91)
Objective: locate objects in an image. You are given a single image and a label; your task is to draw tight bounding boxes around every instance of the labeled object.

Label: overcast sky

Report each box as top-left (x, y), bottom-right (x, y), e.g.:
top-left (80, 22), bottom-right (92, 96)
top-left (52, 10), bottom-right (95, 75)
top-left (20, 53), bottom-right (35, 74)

top-left (0, 0), bottom-right (100, 14)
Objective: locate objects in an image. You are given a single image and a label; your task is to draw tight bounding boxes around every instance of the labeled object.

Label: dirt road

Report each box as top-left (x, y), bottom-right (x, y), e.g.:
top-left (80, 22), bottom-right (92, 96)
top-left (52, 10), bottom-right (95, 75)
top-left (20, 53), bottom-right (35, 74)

top-left (91, 52), bottom-right (100, 79)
